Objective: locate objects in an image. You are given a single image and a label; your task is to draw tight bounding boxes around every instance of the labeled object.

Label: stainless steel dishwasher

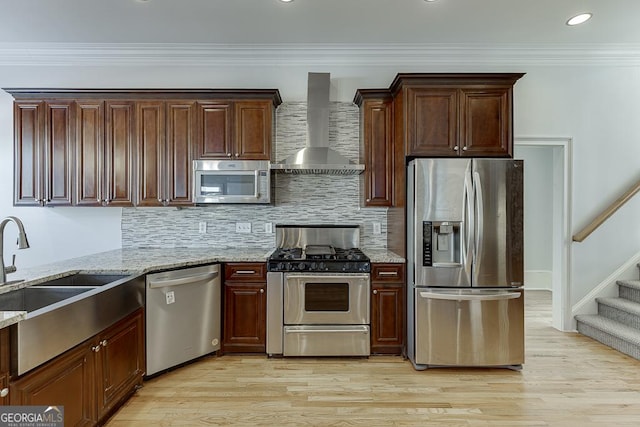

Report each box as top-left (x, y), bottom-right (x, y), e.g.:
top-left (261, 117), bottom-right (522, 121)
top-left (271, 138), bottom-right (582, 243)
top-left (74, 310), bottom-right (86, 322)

top-left (145, 263), bottom-right (221, 376)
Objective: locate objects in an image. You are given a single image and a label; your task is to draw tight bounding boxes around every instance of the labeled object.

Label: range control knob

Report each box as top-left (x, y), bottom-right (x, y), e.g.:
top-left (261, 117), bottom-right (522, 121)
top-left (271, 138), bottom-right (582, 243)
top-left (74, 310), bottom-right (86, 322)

top-left (310, 262), bottom-right (317, 270)
top-left (298, 262), bottom-right (306, 271)
top-left (277, 262), bottom-right (285, 270)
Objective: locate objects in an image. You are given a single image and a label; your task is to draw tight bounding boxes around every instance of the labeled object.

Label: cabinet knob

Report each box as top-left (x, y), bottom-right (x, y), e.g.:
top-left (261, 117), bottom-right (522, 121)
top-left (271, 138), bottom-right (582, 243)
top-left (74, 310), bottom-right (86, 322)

top-left (101, 339), bottom-right (108, 347)
top-left (453, 146), bottom-right (459, 151)
top-left (0, 388), bottom-right (8, 398)
top-left (462, 146), bottom-right (468, 151)
top-left (372, 289), bottom-right (378, 295)
top-left (235, 153), bottom-right (239, 157)
top-left (227, 153), bottom-right (232, 157)
top-left (366, 199), bottom-right (371, 202)
top-left (92, 345), bottom-right (101, 352)
top-left (260, 288), bottom-right (265, 294)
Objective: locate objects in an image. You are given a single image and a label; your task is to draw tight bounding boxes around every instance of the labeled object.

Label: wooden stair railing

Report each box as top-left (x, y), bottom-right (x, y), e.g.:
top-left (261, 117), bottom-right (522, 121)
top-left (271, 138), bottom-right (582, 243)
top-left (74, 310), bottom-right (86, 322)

top-left (573, 178), bottom-right (640, 242)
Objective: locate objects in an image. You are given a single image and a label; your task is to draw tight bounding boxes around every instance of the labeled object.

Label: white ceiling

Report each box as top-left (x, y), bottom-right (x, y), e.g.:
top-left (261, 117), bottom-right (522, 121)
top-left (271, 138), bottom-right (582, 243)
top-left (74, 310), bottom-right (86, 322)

top-left (2, 0), bottom-right (640, 46)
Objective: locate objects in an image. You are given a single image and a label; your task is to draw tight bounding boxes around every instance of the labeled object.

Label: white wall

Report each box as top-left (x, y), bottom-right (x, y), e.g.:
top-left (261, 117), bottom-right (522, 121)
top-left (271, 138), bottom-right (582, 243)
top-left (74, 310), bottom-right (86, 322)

top-left (1, 60), bottom-right (639, 309)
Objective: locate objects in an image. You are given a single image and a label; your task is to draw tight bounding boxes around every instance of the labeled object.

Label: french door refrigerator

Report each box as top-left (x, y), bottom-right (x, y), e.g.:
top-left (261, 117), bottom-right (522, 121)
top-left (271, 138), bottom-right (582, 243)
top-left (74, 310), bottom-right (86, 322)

top-left (406, 158), bottom-right (524, 370)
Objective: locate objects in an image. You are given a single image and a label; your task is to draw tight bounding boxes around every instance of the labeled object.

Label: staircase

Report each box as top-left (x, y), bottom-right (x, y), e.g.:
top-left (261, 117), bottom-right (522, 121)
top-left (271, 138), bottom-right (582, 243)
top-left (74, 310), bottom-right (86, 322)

top-left (576, 269), bottom-right (640, 360)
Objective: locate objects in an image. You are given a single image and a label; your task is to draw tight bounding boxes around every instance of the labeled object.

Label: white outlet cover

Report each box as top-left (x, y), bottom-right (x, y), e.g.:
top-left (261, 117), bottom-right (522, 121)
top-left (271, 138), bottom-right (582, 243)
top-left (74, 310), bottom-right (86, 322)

top-left (373, 222), bottom-right (382, 235)
top-left (236, 222), bottom-right (252, 233)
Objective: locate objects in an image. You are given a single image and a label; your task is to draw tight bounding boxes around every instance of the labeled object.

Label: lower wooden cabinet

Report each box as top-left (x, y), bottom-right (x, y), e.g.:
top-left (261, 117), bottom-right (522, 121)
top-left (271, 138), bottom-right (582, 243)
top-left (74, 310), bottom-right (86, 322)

top-left (371, 263), bottom-right (406, 355)
top-left (1, 328), bottom-right (10, 405)
top-left (223, 263), bottom-right (267, 353)
top-left (96, 309), bottom-right (145, 420)
top-left (9, 309), bottom-right (144, 425)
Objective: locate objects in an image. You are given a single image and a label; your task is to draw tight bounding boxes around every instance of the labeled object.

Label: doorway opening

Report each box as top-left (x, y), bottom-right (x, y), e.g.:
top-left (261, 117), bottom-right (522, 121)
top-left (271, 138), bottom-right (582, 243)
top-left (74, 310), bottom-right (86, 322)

top-left (514, 137), bottom-right (572, 331)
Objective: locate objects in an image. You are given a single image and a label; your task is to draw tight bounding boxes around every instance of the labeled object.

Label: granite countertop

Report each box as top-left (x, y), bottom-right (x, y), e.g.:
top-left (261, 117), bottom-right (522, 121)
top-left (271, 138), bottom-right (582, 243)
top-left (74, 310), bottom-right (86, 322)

top-left (0, 246), bottom-right (404, 329)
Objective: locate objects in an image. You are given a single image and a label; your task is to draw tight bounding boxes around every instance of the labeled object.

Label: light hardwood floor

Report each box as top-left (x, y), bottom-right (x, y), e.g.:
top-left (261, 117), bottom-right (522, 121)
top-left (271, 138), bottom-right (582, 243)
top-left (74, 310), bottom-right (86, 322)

top-left (107, 291), bottom-right (640, 426)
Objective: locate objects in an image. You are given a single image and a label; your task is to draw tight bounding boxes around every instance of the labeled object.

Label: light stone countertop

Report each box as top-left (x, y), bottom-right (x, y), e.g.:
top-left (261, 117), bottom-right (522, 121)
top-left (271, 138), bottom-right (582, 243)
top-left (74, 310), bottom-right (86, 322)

top-left (0, 246), bottom-right (404, 328)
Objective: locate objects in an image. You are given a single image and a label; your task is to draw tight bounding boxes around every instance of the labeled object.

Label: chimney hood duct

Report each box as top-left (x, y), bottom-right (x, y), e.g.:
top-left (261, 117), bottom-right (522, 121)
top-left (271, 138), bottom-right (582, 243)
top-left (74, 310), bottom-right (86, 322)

top-left (270, 73), bottom-right (365, 175)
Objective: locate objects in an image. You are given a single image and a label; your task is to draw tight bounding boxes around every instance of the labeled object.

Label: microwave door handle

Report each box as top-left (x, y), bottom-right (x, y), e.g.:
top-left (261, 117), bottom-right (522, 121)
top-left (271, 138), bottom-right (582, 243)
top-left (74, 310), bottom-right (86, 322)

top-left (254, 170), bottom-right (260, 198)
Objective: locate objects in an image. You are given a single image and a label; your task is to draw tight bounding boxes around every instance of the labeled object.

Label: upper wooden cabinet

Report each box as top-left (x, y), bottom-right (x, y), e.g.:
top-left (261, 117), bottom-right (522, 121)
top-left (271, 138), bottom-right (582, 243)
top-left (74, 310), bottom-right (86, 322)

top-left (74, 100), bottom-right (137, 207)
top-left (390, 74), bottom-right (524, 158)
top-left (354, 90), bottom-right (394, 207)
top-left (5, 89), bottom-right (281, 207)
top-left (14, 101), bottom-right (74, 206)
top-left (195, 99), bottom-right (274, 160)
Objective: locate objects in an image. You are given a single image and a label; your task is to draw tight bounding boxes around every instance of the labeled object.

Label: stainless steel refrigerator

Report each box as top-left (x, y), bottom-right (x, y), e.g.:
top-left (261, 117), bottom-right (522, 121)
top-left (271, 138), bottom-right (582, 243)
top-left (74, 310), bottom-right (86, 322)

top-left (406, 158), bottom-right (524, 370)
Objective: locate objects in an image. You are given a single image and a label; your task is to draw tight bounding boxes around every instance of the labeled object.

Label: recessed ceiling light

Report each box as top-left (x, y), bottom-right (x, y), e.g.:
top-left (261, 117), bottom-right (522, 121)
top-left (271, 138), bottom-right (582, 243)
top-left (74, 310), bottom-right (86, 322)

top-left (566, 13), bottom-right (592, 26)
top-left (280, 0), bottom-right (294, 3)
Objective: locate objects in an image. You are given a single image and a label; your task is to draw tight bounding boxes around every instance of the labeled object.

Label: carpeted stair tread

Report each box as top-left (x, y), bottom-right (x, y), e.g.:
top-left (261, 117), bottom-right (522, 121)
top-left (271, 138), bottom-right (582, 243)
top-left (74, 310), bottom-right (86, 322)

top-left (575, 314), bottom-right (640, 345)
top-left (597, 297), bottom-right (640, 316)
top-left (618, 279), bottom-right (640, 290)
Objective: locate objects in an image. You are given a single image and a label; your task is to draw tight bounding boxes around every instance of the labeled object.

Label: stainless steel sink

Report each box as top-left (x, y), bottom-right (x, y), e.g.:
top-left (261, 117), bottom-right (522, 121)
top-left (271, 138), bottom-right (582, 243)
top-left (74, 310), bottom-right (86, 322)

top-left (34, 273), bottom-right (129, 287)
top-left (0, 286), bottom-right (98, 312)
top-left (2, 272), bottom-right (145, 376)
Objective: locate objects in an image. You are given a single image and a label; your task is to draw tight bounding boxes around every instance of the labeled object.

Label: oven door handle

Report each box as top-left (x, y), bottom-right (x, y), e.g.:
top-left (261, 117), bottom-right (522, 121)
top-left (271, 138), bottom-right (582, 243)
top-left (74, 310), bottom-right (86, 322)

top-left (285, 326), bottom-right (370, 334)
top-left (284, 274), bottom-right (370, 281)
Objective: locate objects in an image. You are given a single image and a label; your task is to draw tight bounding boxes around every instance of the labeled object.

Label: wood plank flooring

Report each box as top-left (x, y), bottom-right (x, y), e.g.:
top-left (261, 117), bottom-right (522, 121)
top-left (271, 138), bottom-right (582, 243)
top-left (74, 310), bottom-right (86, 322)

top-left (106, 291), bottom-right (640, 426)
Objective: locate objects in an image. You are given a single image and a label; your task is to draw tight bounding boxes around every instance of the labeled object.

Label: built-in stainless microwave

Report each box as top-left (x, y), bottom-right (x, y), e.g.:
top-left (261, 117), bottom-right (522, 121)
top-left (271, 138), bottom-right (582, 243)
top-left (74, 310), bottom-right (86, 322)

top-left (193, 160), bottom-right (271, 204)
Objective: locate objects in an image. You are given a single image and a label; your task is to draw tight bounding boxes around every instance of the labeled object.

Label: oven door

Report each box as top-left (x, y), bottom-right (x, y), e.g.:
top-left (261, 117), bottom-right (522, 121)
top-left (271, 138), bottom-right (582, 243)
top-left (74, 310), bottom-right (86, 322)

top-left (283, 273), bottom-right (370, 325)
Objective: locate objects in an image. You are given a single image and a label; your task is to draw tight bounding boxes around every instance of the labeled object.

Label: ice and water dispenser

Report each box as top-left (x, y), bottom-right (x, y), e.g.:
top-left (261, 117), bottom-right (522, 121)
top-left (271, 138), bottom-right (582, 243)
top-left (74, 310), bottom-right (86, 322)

top-left (422, 221), bottom-right (461, 267)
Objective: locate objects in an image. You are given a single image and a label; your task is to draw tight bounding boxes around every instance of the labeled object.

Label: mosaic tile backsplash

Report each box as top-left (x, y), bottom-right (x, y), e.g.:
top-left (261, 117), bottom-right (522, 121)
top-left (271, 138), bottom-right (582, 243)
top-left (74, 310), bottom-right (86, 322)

top-left (122, 102), bottom-right (388, 250)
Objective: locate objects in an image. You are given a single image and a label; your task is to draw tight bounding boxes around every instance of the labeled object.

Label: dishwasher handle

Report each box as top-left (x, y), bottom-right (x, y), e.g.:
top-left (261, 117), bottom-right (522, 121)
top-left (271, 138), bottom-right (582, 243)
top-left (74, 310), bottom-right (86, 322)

top-left (148, 270), bottom-right (219, 289)
top-left (419, 291), bottom-right (520, 301)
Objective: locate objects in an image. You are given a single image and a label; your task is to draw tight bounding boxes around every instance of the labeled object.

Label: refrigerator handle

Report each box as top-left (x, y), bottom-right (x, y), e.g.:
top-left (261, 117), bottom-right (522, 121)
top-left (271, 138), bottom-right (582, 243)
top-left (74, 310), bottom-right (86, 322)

top-left (419, 291), bottom-right (521, 301)
top-left (473, 171), bottom-right (484, 280)
top-left (463, 167), bottom-right (474, 275)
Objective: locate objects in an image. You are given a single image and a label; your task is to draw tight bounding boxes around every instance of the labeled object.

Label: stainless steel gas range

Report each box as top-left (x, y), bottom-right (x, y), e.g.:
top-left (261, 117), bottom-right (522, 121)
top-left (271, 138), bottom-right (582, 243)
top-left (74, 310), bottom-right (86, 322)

top-left (266, 225), bottom-right (371, 357)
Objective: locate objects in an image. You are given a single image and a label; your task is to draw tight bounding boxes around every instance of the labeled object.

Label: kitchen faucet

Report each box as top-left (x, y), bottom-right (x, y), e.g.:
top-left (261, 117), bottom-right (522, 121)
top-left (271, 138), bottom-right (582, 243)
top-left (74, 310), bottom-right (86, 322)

top-left (0, 216), bottom-right (30, 285)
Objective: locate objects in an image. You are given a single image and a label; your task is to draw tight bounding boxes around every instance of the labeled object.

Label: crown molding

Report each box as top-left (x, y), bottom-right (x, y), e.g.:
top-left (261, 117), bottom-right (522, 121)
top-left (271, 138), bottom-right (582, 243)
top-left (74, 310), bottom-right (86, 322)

top-left (1, 43), bottom-right (640, 67)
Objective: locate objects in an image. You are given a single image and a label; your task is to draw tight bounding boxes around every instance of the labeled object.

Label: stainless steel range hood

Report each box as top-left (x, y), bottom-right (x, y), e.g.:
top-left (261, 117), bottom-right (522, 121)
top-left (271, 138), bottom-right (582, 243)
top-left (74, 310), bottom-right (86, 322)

top-left (271, 73), bottom-right (365, 175)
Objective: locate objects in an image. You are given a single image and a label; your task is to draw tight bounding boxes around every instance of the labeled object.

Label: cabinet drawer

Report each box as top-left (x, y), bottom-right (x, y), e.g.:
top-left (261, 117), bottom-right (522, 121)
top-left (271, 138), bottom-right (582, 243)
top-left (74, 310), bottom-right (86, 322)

top-left (371, 263), bottom-right (405, 283)
top-left (225, 263), bottom-right (267, 281)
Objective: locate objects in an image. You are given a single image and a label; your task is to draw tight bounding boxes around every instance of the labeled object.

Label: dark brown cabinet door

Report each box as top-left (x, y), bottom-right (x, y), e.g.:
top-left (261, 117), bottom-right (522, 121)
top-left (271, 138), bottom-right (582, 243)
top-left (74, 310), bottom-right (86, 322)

top-left (459, 88), bottom-right (511, 157)
top-left (196, 101), bottom-right (233, 158)
top-left (76, 100), bottom-right (104, 206)
top-left (14, 101), bottom-right (74, 206)
top-left (362, 98), bottom-right (394, 207)
top-left (1, 328), bottom-right (9, 406)
top-left (14, 101), bottom-right (44, 206)
top-left (234, 100), bottom-right (272, 159)
top-left (44, 101), bottom-right (74, 206)
top-left (104, 101), bottom-right (135, 206)
top-left (223, 283), bottom-right (266, 353)
top-left (10, 343), bottom-right (96, 426)
top-left (370, 264), bottom-right (405, 355)
top-left (405, 87), bottom-right (458, 157)
top-left (223, 263), bottom-right (267, 353)
top-left (136, 101), bottom-right (165, 206)
top-left (166, 102), bottom-right (195, 205)
top-left (96, 309), bottom-right (144, 420)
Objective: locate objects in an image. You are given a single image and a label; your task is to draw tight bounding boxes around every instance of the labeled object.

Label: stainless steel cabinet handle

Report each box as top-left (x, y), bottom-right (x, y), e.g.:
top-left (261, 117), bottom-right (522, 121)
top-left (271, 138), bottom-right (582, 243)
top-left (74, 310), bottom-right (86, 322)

top-left (235, 270), bottom-right (256, 274)
top-left (0, 388), bottom-right (8, 398)
top-left (378, 271), bottom-right (398, 276)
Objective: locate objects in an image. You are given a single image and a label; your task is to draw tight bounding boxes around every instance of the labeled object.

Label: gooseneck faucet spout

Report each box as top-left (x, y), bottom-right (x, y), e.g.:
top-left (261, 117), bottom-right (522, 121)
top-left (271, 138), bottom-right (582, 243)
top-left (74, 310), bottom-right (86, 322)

top-left (1, 216), bottom-right (30, 285)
